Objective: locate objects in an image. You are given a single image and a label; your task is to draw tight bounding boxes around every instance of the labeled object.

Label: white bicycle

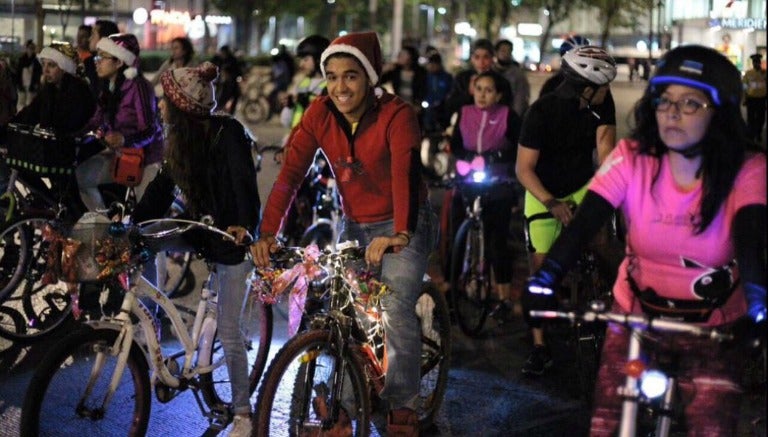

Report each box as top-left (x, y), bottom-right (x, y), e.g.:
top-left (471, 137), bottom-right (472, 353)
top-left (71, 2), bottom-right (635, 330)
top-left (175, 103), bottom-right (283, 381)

top-left (531, 302), bottom-right (735, 437)
top-left (20, 217), bottom-right (273, 436)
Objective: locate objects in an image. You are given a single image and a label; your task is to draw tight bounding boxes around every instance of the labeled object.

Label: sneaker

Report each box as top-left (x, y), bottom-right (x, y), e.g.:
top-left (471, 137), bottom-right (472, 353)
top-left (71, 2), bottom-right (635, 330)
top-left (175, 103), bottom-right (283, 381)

top-left (521, 346), bottom-right (553, 376)
top-left (228, 415), bottom-right (252, 437)
top-left (387, 407), bottom-right (419, 437)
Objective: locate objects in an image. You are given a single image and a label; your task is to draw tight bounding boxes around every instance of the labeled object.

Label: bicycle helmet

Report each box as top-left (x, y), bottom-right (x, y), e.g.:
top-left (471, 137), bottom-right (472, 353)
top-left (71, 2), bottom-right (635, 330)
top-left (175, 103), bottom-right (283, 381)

top-left (559, 34), bottom-right (590, 56)
top-left (561, 46), bottom-right (617, 87)
top-left (296, 35), bottom-right (331, 74)
top-left (650, 45), bottom-right (741, 107)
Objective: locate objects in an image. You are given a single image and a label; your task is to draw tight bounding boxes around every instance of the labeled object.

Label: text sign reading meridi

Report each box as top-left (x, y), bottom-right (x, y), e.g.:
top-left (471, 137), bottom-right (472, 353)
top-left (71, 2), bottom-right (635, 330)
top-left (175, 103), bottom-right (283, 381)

top-left (709, 17), bottom-right (767, 30)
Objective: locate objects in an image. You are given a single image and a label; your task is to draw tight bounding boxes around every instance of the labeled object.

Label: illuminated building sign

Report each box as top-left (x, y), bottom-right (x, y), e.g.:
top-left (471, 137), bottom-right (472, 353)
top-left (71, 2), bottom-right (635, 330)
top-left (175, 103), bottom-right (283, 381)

top-left (709, 17), bottom-right (767, 30)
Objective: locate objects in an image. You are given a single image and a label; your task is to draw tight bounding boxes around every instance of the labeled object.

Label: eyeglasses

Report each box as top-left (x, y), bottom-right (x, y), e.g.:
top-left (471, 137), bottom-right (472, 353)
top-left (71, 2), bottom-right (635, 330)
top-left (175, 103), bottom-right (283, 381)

top-left (94, 54), bottom-right (117, 63)
top-left (653, 96), bottom-right (712, 115)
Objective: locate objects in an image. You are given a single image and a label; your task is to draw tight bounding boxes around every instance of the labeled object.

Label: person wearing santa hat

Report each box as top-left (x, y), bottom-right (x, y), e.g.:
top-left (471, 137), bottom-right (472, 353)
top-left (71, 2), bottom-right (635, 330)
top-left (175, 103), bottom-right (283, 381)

top-left (252, 31), bottom-right (436, 435)
top-left (78, 33), bottom-right (163, 212)
top-left (132, 60), bottom-right (260, 437)
top-left (6, 41), bottom-right (95, 216)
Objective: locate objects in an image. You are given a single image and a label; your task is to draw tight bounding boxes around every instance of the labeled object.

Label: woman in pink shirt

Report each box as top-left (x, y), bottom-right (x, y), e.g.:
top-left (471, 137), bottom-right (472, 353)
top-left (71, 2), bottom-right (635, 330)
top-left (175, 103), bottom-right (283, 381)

top-left (524, 45), bottom-right (766, 435)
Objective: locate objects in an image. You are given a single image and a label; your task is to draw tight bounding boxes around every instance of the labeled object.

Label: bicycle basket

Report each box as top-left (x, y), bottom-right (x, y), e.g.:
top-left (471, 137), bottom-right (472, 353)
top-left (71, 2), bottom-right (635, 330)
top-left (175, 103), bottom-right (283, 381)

top-left (66, 214), bottom-right (136, 283)
top-left (5, 123), bottom-right (76, 175)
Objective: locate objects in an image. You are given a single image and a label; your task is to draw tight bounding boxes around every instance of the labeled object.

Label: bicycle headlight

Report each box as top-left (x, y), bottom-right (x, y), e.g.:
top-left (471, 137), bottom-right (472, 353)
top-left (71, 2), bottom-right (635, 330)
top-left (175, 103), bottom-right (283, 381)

top-left (639, 369), bottom-right (668, 399)
top-left (472, 171), bottom-right (487, 183)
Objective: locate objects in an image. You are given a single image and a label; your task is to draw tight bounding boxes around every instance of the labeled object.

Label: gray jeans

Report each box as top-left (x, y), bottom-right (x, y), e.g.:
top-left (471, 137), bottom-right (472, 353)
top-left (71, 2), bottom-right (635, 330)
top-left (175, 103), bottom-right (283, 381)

top-left (338, 202), bottom-right (438, 408)
top-left (213, 259), bottom-right (253, 415)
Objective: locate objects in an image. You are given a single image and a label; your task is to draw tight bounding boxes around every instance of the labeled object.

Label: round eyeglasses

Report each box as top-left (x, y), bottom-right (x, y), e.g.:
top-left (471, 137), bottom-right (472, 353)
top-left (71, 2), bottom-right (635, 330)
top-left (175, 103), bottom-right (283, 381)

top-left (653, 96), bottom-right (712, 115)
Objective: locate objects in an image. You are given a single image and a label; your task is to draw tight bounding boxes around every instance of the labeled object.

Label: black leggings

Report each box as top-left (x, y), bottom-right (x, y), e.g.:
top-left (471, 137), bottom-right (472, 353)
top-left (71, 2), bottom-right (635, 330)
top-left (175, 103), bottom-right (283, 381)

top-left (453, 184), bottom-right (516, 284)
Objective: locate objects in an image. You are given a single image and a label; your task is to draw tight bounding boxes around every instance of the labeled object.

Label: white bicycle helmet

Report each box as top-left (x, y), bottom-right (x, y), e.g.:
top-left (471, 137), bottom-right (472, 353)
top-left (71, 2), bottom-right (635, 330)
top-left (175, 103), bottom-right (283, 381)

top-left (559, 34), bottom-right (590, 56)
top-left (561, 46), bottom-right (617, 87)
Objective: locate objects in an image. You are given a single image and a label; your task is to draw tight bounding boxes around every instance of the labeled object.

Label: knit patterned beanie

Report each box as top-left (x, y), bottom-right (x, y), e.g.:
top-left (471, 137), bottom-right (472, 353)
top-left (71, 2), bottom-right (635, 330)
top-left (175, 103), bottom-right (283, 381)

top-left (320, 32), bottom-right (383, 85)
top-left (160, 61), bottom-right (218, 116)
top-left (96, 33), bottom-right (141, 79)
top-left (38, 42), bottom-right (78, 76)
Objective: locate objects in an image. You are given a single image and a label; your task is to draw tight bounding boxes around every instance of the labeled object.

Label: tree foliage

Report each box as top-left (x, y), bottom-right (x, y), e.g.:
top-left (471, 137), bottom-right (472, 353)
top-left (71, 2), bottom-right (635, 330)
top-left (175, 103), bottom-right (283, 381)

top-left (583, 0), bottom-right (654, 47)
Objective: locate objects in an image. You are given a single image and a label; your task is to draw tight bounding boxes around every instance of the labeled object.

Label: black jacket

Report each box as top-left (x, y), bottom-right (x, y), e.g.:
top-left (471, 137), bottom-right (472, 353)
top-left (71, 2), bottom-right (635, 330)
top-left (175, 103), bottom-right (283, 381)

top-left (133, 115), bottom-right (260, 264)
top-left (13, 73), bottom-right (96, 134)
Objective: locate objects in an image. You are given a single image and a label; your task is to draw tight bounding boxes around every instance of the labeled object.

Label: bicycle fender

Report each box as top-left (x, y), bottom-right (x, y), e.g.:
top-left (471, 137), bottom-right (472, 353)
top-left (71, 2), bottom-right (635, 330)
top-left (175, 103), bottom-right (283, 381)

top-left (196, 316), bottom-right (217, 369)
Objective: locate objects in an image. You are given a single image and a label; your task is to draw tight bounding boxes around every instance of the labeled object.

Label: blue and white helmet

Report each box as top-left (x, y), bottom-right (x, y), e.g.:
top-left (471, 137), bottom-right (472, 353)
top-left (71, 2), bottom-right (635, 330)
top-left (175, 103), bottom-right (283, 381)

top-left (559, 34), bottom-right (590, 57)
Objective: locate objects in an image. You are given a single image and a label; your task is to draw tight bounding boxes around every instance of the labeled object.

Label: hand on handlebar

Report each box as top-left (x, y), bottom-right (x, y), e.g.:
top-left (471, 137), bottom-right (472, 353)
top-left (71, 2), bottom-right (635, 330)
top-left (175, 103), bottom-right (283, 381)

top-left (365, 234), bottom-right (409, 266)
top-left (251, 234), bottom-right (280, 268)
top-left (103, 131), bottom-right (125, 150)
top-left (523, 258), bottom-right (565, 313)
top-left (225, 226), bottom-right (254, 246)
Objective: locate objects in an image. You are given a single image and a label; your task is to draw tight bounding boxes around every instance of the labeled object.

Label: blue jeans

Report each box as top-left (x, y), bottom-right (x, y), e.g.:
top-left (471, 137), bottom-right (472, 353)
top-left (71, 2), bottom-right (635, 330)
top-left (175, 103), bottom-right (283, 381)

top-left (338, 203), bottom-right (438, 409)
top-left (213, 259), bottom-right (253, 415)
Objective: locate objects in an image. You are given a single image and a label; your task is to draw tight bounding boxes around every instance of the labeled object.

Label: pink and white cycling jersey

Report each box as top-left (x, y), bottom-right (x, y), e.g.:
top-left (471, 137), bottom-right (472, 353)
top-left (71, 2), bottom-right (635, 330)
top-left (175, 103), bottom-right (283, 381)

top-left (590, 139), bottom-right (767, 326)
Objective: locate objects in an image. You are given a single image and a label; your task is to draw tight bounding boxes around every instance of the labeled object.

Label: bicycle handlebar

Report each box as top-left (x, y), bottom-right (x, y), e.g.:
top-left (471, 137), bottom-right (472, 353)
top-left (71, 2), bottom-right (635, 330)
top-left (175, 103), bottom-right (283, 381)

top-left (136, 217), bottom-right (252, 244)
top-left (529, 309), bottom-right (734, 342)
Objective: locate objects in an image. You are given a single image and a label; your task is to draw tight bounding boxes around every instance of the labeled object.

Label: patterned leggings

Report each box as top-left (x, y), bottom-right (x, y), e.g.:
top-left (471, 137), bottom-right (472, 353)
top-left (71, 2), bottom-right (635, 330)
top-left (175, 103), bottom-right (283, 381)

top-left (590, 320), bottom-right (744, 436)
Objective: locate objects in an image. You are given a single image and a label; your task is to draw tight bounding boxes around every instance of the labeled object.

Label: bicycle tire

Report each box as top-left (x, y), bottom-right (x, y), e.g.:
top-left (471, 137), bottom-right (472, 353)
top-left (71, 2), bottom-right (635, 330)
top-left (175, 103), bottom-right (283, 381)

top-left (449, 218), bottom-right (491, 337)
top-left (299, 223), bottom-right (334, 250)
top-left (416, 282), bottom-right (452, 429)
top-left (198, 295), bottom-right (274, 409)
top-left (0, 216), bottom-right (32, 301)
top-left (20, 326), bottom-right (151, 436)
top-left (255, 329), bottom-right (371, 437)
top-left (0, 218), bottom-right (73, 341)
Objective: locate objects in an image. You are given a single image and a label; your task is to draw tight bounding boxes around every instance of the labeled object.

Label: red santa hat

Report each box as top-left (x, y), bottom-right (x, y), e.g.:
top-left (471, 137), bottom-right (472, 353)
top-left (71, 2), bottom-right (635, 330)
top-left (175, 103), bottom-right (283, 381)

top-left (96, 33), bottom-right (141, 79)
top-left (320, 32), bottom-right (383, 85)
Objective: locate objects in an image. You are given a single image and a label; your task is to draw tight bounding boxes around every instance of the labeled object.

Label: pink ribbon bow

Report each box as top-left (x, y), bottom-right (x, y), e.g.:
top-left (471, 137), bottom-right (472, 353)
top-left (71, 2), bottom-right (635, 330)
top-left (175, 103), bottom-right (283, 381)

top-left (455, 155), bottom-right (485, 176)
top-left (271, 244), bottom-right (324, 336)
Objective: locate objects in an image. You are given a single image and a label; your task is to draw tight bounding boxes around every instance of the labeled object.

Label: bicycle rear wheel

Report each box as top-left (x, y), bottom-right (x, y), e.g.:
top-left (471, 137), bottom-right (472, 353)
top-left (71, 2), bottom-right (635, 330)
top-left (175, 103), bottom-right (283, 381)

top-left (450, 219), bottom-right (491, 337)
top-left (255, 329), bottom-right (371, 437)
top-left (198, 294), bottom-right (274, 409)
top-left (416, 282), bottom-right (451, 428)
top-left (21, 326), bottom-right (151, 436)
top-left (0, 218), bottom-right (73, 341)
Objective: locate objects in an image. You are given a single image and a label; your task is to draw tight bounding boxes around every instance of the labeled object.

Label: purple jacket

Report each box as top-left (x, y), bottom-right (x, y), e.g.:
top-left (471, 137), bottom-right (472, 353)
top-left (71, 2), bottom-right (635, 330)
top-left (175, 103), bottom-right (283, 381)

top-left (87, 75), bottom-right (163, 165)
top-left (458, 104), bottom-right (511, 154)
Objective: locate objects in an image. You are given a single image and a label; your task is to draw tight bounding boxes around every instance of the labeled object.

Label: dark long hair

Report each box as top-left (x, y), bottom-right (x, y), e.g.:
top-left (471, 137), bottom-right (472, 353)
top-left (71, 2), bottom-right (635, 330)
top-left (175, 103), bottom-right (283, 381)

top-left (163, 98), bottom-right (212, 216)
top-left (629, 84), bottom-right (759, 234)
top-left (98, 65), bottom-right (127, 126)
top-left (171, 37), bottom-right (194, 66)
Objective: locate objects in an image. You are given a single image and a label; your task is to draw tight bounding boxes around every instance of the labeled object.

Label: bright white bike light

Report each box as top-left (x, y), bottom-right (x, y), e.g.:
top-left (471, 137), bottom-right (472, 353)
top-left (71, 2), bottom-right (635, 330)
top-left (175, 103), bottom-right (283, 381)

top-left (472, 171), bottom-right (487, 183)
top-left (639, 369), bottom-right (668, 399)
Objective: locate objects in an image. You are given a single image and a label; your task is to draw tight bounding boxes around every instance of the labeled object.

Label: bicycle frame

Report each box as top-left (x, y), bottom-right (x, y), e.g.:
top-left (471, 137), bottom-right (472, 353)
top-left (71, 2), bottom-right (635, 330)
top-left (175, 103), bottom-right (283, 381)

top-left (531, 307), bottom-right (733, 437)
top-left (81, 270), bottom-right (223, 410)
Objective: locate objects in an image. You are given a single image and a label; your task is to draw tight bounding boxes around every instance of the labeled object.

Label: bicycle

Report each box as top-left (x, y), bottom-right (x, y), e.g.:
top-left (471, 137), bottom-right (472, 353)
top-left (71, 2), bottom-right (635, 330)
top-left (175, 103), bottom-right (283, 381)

top-left (254, 241), bottom-right (451, 436)
top-left (524, 201), bottom-right (618, 400)
top-left (0, 125), bottom-right (192, 341)
top-left (446, 155), bottom-right (517, 337)
top-left (20, 217), bottom-right (273, 436)
top-left (530, 302), bottom-right (735, 437)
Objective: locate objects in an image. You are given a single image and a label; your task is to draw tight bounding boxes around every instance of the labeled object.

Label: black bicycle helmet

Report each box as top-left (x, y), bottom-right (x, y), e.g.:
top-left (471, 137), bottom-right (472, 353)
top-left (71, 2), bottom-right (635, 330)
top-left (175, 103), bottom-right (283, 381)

top-left (559, 34), bottom-right (590, 56)
top-left (561, 45), bottom-right (617, 87)
top-left (650, 45), bottom-right (742, 107)
top-left (296, 35), bottom-right (331, 74)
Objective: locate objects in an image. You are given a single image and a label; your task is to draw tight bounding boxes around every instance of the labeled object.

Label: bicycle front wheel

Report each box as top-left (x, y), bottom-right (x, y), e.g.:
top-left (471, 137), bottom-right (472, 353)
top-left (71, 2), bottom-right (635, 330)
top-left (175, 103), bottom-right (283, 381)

top-left (198, 294), bottom-right (274, 408)
top-left (0, 218), bottom-right (73, 341)
top-left (255, 329), bottom-right (371, 437)
top-left (21, 326), bottom-right (151, 436)
top-left (450, 219), bottom-right (491, 337)
top-left (416, 282), bottom-right (452, 428)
